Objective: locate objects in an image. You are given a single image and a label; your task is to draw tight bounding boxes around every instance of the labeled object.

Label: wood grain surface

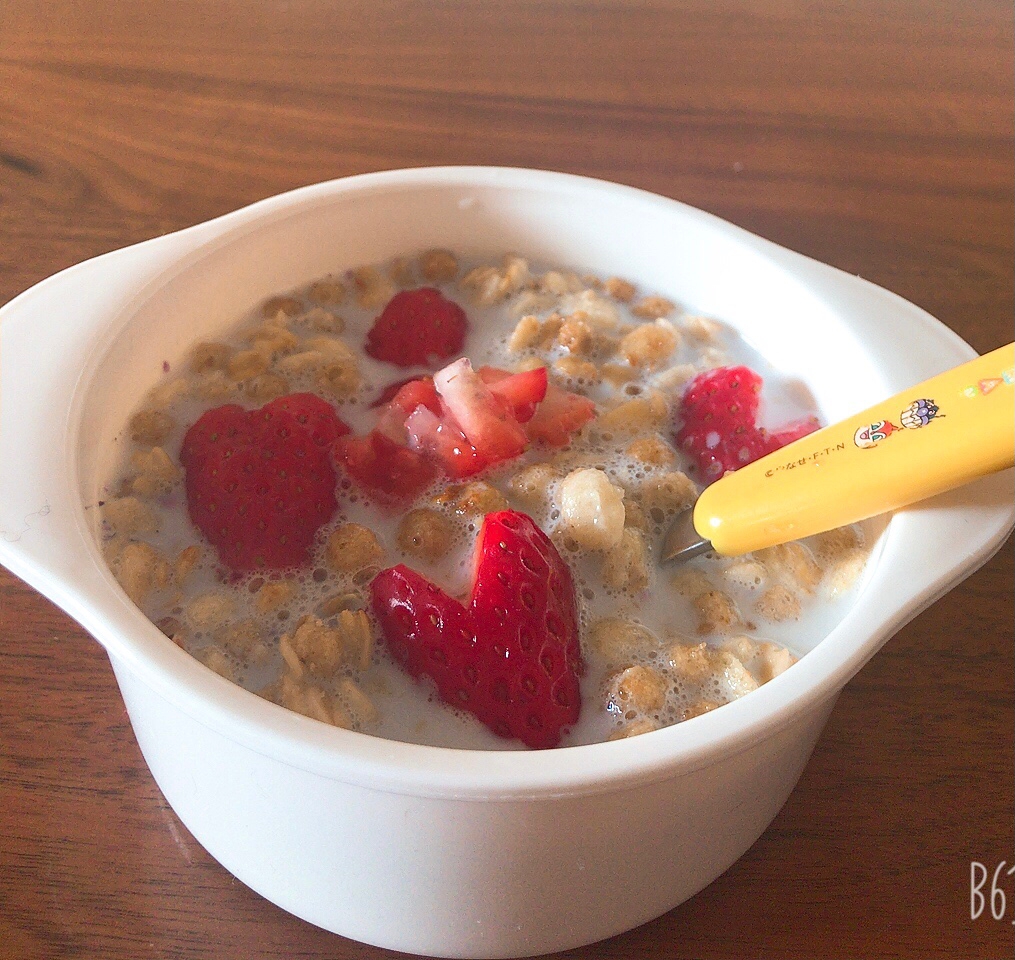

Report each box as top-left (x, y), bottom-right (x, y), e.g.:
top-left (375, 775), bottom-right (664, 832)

top-left (1, 2), bottom-right (1012, 958)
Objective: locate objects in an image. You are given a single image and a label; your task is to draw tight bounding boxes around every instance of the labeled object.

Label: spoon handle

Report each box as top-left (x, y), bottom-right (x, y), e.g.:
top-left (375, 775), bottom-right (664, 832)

top-left (692, 344), bottom-right (1015, 557)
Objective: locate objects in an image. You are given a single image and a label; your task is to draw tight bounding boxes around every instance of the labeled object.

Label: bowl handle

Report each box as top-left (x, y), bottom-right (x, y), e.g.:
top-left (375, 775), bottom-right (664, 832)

top-left (0, 230), bottom-right (204, 603)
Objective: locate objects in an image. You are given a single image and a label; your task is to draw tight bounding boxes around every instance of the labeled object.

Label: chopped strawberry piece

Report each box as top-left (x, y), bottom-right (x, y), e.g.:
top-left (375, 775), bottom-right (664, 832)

top-left (365, 288), bottom-right (469, 368)
top-left (525, 383), bottom-right (596, 446)
top-left (336, 430), bottom-right (437, 505)
top-left (370, 377), bottom-right (423, 409)
top-left (676, 366), bottom-right (822, 483)
top-left (475, 367), bottom-right (509, 385)
top-left (181, 397), bottom-right (342, 573)
top-left (351, 360), bottom-right (592, 497)
top-left (434, 358), bottom-right (528, 462)
top-left (404, 405), bottom-right (488, 478)
top-left (375, 377), bottom-right (441, 442)
top-left (478, 365), bottom-right (548, 423)
top-left (370, 510), bottom-right (583, 749)
top-left (388, 377), bottom-right (441, 418)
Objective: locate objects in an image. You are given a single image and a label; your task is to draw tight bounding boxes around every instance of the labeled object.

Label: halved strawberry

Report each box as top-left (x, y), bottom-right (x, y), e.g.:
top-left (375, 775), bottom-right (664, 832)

top-left (369, 563), bottom-right (481, 708)
top-left (265, 392), bottom-right (351, 447)
top-left (764, 416), bottom-right (821, 451)
top-left (469, 510), bottom-right (583, 744)
top-left (365, 288), bottom-right (469, 368)
top-left (181, 396), bottom-right (344, 573)
top-left (370, 510), bottom-right (583, 749)
top-left (434, 358), bottom-right (528, 462)
top-left (676, 366), bottom-right (822, 482)
top-left (524, 383), bottom-right (596, 446)
top-left (681, 365), bottom-right (762, 425)
top-left (335, 429), bottom-right (437, 505)
top-left (477, 365), bottom-right (548, 423)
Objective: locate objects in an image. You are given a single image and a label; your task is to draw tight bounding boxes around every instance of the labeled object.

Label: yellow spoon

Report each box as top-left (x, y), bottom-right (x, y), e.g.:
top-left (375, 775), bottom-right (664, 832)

top-left (663, 343), bottom-right (1015, 562)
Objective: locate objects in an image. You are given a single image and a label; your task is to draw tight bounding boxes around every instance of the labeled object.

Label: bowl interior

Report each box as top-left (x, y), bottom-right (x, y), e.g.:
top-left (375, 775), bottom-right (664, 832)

top-left (48, 168), bottom-right (1009, 795)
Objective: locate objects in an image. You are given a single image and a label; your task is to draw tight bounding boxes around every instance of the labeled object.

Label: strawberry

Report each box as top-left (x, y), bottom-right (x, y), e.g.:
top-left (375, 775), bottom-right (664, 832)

top-left (365, 288), bottom-right (469, 368)
top-left (370, 510), bottom-right (583, 749)
top-left (383, 377), bottom-right (441, 417)
top-left (477, 365), bottom-right (548, 423)
top-left (370, 562), bottom-right (479, 690)
top-left (265, 392), bottom-right (351, 447)
top-left (181, 393), bottom-right (346, 573)
top-left (764, 416), bottom-right (820, 451)
top-left (348, 360), bottom-right (589, 497)
top-left (469, 510), bottom-right (582, 708)
top-left (434, 358), bottom-right (529, 462)
top-left (369, 376), bottom-right (424, 409)
top-left (680, 365), bottom-right (762, 426)
top-left (524, 382), bottom-right (596, 446)
top-left (676, 366), bottom-right (821, 482)
top-left (404, 405), bottom-right (489, 478)
top-left (336, 429), bottom-right (438, 505)
top-left (375, 376), bottom-right (441, 441)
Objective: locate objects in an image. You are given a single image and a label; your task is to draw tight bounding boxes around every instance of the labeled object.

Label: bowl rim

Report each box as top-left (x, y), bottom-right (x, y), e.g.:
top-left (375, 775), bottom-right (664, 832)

top-left (3, 165), bottom-right (1013, 800)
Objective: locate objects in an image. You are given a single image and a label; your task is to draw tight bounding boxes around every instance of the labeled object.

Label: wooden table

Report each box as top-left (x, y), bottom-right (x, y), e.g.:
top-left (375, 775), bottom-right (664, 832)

top-left (1, 2), bottom-right (1012, 957)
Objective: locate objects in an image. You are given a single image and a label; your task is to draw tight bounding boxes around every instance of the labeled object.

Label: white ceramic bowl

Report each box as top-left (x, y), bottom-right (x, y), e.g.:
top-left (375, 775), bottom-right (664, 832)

top-left (1, 167), bottom-right (1011, 959)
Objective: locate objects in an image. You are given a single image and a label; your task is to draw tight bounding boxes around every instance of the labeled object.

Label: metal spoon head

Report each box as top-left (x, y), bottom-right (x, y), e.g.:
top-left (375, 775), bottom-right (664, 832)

top-left (660, 505), bottom-right (713, 563)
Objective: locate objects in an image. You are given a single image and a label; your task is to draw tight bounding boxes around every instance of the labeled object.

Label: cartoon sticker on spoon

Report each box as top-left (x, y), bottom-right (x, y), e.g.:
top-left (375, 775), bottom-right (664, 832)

top-left (900, 398), bottom-right (940, 429)
top-left (854, 398), bottom-right (941, 449)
